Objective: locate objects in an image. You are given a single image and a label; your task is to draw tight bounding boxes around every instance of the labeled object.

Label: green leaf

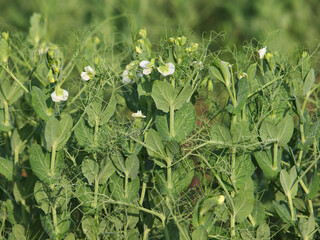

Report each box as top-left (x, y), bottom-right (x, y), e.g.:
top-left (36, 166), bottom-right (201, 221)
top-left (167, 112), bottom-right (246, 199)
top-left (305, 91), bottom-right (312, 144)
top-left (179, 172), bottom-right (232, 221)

top-left (125, 155), bottom-right (140, 180)
top-left (173, 102), bottom-right (196, 142)
top-left (82, 216), bottom-right (97, 240)
top-left (151, 80), bottom-right (176, 112)
top-left (12, 224), bottom-right (26, 240)
top-left (231, 154), bottom-right (254, 190)
top-left (110, 174), bottom-right (140, 202)
top-left (145, 129), bottom-right (166, 159)
top-left (74, 118), bottom-right (93, 147)
top-left (254, 149), bottom-right (281, 179)
top-left (233, 77), bottom-right (249, 114)
top-left (81, 158), bottom-right (99, 185)
top-left (29, 144), bottom-right (51, 183)
top-left (0, 157), bottom-right (13, 181)
top-left (173, 85), bottom-right (193, 110)
top-left (303, 68), bottom-right (315, 95)
top-left (31, 86), bottom-right (49, 121)
top-left (45, 115), bottom-right (73, 151)
top-left (259, 121), bottom-right (277, 143)
top-left (0, 111), bottom-right (13, 132)
top-left (250, 201), bottom-right (266, 227)
top-left (234, 179), bottom-right (254, 222)
top-left (110, 151), bottom-right (126, 174)
top-left (273, 201), bottom-right (294, 224)
top-left (45, 117), bottom-right (60, 151)
top-left (34, 181), bottom-right (50, 214)
top-left (209, 66), bottom-right (224, 83)
top-left (307, 173), bottom-right (320, 199)
top-left (210, 123), bottom-right (232, 146)
top-left (100, 93), bottom-right (117, 125)
top-left (280, 169), bottom-right (291, 196)
top-left (155, 113), bottom-right (170, 140)
top-left (64, 233), bottom-right (75, 240)
top-left (86, 97), bottom-right (102, 127)
top-left (246, 63), bottom-right (257, 82)
top-left (299, 214), bottom-right (315, 240)
top-left (172, 159), bottom-right (194, 196)
top-left (230, 120), bottom-right (251, 145)
top-left (56, 114), bottom-right (73, 150)
top-left (277, 114), bottom-right (294, 146)
top-left (256, 222), bottom-right (270, 240)
top-left (98, 158), bottom-right (116, 184)
top-left (192, 225), bottom-right (208, 240)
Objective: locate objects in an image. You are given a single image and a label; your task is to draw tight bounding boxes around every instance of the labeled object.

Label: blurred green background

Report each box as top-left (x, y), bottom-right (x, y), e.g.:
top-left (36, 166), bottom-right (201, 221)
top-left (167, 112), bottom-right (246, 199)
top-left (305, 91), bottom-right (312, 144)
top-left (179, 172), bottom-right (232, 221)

top-left (0, 0), bottom-right (319, 50)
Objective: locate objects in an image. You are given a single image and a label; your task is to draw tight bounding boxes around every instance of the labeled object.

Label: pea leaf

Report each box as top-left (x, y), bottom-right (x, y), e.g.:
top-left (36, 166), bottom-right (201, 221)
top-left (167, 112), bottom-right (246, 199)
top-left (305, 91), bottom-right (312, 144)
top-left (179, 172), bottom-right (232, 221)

top-left (303, 68), bottom-right (315, 95)
top-left (98, 158), bottom-right (116, 184)
top-left (0, 157), bottom-right (13, 181)
top-left (299, 214), bottom-right (316, 240)
top-left (210, 123), bottom-right (232, 146)
top-left (12, 224), bottom-right (26, 240)
top-left (31, 86), bottom-right (49, 121)
top-left (256, 222), bottom-right (270, 240)
top-left (74, 118), bottom-right (93, 147)
top-left (173, 85), bottom-right (193, 110)
top-left (259, 121), bottom-right (277, 143)
top-left (254, 148), bottom-right (281, 179)
top-left (125, 154), bottom-right (140, 180)
top-left (81, 158), bottom-right (99, 185)
top-left (307, 173), bottom-right (320, 199)
top-left (173, 102), bottom-right (196, 142)
top-left (273, 200), bottom-right (295, 224)
top-left (145, 129), bottom-right (166, 159)
top-left (231, 154), bottom-right (255, 189)
top-left (277, 114), bottom-right (294, 146)
top-left (234, 179), bottom-right (254, 222)
top-left (100, 93), bottom-right (117, 125)
top-left (29, 144), bottom-right (51, 184)
top-left (151, 80), bottom-right (176, 112)
top-left (34, 181), bottom-right (50, 214)
top-left (192, 225), bottom-right (208, 240)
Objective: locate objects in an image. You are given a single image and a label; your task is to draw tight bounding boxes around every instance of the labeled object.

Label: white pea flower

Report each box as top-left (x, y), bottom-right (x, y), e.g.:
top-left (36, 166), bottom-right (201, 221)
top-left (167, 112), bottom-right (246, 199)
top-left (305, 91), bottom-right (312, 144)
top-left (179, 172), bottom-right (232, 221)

top-left (81, 66), bottom-right (95, 81)
top-left (51, 87), bottom-right (69, 103)
top-left (132, 110), bottom-right (146, 118)
top-left (139, 60), bottom-right (154, 75)
top-left (258, 46), bottom-right (267, 59)
top-left (191, 61), bottom-right (204, 70)
top-left (122, 69), bottom-right (134, 84)
top-left (157, 62), bottom-right (175, 76)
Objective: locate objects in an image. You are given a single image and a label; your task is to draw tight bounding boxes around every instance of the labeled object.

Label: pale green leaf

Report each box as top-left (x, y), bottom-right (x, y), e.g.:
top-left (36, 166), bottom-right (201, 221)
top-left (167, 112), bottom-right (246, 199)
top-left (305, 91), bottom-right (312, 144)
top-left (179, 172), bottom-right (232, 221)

top-left (303, 68), bottom-right (315, 95)
top-left (277, 114), bottom-right (294, 146)
top-left (98, 158), bottom-right (116, 184)
top-left (74, 118), bottom-right (93, 147)
top-left (145, 129), bottom-right (166, 159)
top-left (210, 123), bottom-right (232, 146)
top-left (34, 181), bottom-right (50, 214)
top-left (31, 86), bottom-right (49, 121)
top-left (256, 222), bottom-right (270, 240)
top-left (173, 102), bottom-right (196, 142)
top-left (29, 144), bottom-right (51, 183)
top-left (100, 93), bottom-right (117, 125)
top-left (0, 157), bottom-right (13, 181)
top-left (125, 155), bottom-right (140, 180)
top-left (173, 85), bottom-right (193, 110)
top-left (45, 117), bottom-right (60, 151)
top-left (151, 80), bottom-right (176, 112)
top-left (192, 225), bottom-right (208, 240)
top-left (12, 224), bottom-right (26, 240)
top-left (81, 158), bottom-right (99, 185)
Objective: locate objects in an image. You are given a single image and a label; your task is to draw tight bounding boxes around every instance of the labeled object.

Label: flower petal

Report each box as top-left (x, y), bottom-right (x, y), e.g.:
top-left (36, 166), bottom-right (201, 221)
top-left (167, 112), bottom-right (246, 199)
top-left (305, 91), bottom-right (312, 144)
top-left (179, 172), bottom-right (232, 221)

top-left (132, 110), bottom-right (146, 118)
top-left (81, 72), bottom-right (90, 81)
top-left (139, 60), bottom-right (151, 69)
top-left (143, 68), bottom-right (152, 75)
top-left (84, 66), bottom-right (94, 75)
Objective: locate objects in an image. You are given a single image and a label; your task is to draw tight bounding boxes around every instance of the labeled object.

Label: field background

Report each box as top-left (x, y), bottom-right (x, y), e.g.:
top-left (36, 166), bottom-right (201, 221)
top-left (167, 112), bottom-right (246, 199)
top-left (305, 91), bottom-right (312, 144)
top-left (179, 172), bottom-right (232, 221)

top-left (1, 0), bottom-right (320, 51)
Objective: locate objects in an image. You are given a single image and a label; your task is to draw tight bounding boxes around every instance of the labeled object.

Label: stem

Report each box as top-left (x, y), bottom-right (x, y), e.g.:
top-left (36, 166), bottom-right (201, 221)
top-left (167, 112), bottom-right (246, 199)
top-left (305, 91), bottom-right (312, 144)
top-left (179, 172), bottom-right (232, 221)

top-left (124, 174), bottom-right (129, 199)
top-left (14, 149), bottom-right (19, 179)
top-left (287, 193), bottom-right (296, 221)
top-left (167, 158), bottom-right (173, 194)
top-left (51, 145), bottom-right (57, 175)
top-left (169, 104), bottom-right (175, 138)
top-left (93, 175), bottom-right (99, 221)
top-left (1, 65), bottom-right (29, 93)
top-left (52, 204), bottom-right (59, 239)
top-left (139, 182), bottom-right (147, 206)
top-left (272, 142), bottom-right (278, 170)
top-left (3, 100), bottom-right (10, 127)
top-left (248, 214), bottom-right (256, 227)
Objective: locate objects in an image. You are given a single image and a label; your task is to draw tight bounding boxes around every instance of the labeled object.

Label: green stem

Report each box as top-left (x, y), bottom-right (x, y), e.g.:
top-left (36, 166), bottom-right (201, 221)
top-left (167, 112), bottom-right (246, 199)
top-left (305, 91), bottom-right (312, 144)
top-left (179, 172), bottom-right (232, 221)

top-left (124, 174), bottom-right (129, 199)
top-left (139, 182), bottom-right (147, 206)
top-left (2, 65), bottom-right (29, 93)
top-left (93, 176), bottom-right (99, 221)
top-left (287, 193), bottom-right (296, 221)
top-left (169, 104), bottom-right (175, 138)
top-left (167, 158), bottom-right (173, 194)
top-left (272, 142), bottom-right (278, 170)
top-left (51, 145), bottom-right (57, 175)
top-left (14, 149), bottom-right (19, 178)
top-left (3, 100), bottom-right (10, 127)
top-left (52, 204), bottom-right (59, 239)
top-left (248, 214), bottom-right (256, 227)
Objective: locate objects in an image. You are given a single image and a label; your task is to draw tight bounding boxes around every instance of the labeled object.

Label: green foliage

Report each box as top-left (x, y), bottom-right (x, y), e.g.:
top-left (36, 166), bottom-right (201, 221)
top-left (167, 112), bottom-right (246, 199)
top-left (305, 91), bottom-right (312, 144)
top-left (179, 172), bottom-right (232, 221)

top-left (0, 9), bottom-right (319, 240)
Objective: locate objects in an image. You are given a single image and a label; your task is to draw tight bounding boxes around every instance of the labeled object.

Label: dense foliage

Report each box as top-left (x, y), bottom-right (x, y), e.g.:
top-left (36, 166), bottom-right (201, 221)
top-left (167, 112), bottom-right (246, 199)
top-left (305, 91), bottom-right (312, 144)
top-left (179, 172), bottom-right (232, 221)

top-left (0, 7), bottom-right (320, 240)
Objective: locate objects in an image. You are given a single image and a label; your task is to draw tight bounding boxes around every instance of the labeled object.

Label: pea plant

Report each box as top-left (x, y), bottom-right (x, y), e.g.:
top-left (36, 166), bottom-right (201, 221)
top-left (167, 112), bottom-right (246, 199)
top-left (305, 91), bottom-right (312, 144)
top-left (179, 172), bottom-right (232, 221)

top-left (0, 14), bottom-right (320, 240)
